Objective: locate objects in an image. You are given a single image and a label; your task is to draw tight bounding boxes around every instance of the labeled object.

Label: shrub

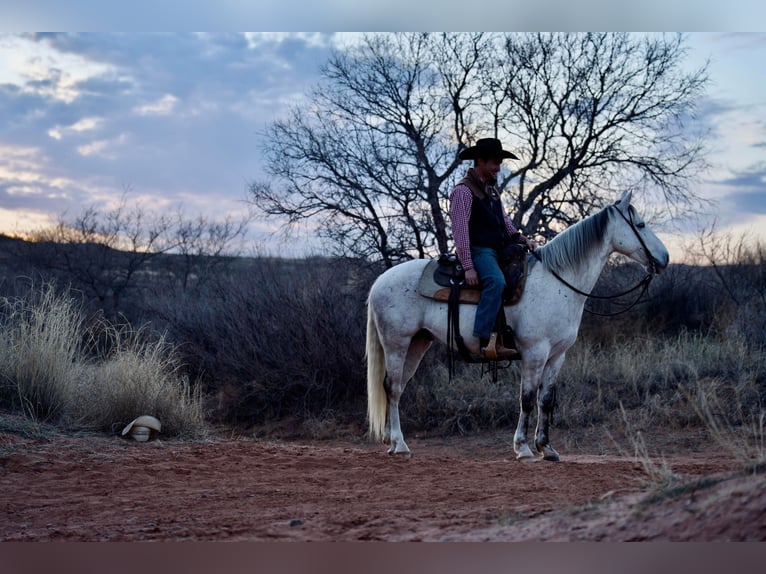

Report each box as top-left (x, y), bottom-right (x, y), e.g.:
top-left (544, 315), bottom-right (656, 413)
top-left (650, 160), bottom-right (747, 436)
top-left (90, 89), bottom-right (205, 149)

top-left (149, 257), bottom-right (376, 426)
top-left (0, 283), bottom-right (82, 421)
top-left (0, 283), bottom-right (204, 437)
top-left (67, 324), bottom-right (204, 436)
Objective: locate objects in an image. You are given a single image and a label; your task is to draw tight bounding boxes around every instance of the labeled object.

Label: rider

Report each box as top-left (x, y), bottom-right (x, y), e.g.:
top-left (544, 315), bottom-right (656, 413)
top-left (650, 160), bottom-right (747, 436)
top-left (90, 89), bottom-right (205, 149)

top-left (449, 137), bottom-right (536, 360)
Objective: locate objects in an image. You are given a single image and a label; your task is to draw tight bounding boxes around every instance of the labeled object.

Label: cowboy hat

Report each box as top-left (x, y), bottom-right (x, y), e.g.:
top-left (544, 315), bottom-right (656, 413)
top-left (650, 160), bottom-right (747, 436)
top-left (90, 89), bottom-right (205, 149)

top-left (458, 138), bottom-right (519, 161)
top-left (121, 415), bottom-right (162, 442)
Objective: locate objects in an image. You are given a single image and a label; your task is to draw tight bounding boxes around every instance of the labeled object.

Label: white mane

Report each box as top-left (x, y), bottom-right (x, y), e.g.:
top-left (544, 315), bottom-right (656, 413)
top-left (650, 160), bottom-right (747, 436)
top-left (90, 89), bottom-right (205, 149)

top-left (533, 206), bottom-right (612, 275)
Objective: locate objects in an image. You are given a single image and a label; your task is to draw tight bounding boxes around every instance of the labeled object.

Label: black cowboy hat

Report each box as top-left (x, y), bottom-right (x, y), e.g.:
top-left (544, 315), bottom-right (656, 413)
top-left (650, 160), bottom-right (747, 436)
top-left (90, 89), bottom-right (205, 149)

top-left (458, 138), bottom-right (519, 161)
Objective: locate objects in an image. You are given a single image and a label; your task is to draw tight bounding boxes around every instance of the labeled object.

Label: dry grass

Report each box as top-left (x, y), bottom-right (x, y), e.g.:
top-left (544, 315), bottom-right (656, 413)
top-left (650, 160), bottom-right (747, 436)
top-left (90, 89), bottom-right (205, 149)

top-left (2, 262), bottom-right (764, 452)
top-left (0, 283), bottom-right (204, 437)
top-left (0, 283), bottom-right (82, 422)
top-left (689, 377), bottom-right (765, 470)
top-left (400, 326), bottom-right (765, 479)
top-left (558, 329), bottom-right (763, 427)
top-left (595, 331), bottom-right (765, 485)
top-left (610, 402), bottom-right (679, 489)
top-left (67, 325), bottom-right (204, 436)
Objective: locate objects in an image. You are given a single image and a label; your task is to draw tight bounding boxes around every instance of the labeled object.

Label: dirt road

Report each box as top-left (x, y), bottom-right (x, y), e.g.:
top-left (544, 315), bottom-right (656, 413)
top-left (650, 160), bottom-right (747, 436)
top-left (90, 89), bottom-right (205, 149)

top-left (2, 427), bottom-right (762, 541)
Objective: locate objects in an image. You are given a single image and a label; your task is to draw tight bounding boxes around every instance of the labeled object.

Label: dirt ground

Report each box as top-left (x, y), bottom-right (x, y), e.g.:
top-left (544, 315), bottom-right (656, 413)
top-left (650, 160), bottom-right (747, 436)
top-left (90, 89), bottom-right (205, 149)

top-left (1, 420), bottom-right (765, 542)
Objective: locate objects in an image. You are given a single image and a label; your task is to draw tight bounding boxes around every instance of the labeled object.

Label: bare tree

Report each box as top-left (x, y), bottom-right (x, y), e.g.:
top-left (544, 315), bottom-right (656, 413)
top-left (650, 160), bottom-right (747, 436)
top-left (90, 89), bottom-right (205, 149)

top-left (488, 33), bottom-right (710, 238)
top-left (248, 32), bottom-right (710, 266)
top-left (24, 197), bottom-right (252, 318)
top-left (691, 224), bottom-right (766, 308)
top-left (171, 209), bottom-right (252, 290)
top-left (26, 199), bottom-right (174, 319)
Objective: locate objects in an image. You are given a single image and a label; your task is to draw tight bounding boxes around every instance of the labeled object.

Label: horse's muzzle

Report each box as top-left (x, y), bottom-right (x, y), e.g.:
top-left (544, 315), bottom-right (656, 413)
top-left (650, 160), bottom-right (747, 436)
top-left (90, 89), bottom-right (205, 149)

top-left (649, 254), bottom-right (669, 275)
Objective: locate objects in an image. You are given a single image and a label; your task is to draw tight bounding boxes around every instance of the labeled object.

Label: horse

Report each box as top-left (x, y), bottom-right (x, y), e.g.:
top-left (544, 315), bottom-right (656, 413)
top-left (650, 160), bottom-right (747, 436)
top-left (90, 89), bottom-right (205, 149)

top-left (365, 190), bottom-right (669, 461)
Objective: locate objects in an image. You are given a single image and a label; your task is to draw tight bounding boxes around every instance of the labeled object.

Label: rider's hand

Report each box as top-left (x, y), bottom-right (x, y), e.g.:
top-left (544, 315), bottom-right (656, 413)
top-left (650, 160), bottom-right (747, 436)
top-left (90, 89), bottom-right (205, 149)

top-left (465, 268), bottom-right (479, 286)
top-left (526, 239), bottom-right (538, 251)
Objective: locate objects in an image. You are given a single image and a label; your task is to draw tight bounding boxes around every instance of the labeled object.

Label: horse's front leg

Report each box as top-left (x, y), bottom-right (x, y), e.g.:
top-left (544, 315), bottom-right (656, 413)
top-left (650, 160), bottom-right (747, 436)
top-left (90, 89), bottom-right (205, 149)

top-left (534, 353), bottom-right (566, 462)
top-left (534, 386), bottom-right (561, 462)
top-left (514, 358), bottom-right (544, 461)
top-left (514, 389), bottom-right (537, 461)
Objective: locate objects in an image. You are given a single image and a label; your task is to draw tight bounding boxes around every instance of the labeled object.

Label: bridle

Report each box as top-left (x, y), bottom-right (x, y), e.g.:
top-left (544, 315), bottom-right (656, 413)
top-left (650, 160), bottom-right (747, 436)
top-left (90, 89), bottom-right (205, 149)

top-left (530, 203), bottom-right (658, 316)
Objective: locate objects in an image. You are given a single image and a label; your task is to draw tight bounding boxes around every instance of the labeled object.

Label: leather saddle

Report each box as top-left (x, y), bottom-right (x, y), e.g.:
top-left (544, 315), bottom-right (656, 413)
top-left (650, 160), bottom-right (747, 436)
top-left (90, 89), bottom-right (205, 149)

top-left (418, 251), bottom-right (528, 306)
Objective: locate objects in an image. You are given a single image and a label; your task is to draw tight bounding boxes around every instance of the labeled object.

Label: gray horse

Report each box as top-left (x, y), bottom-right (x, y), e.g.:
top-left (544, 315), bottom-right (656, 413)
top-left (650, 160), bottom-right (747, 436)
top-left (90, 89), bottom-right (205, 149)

top-left (366, 191), bottom-right (669, 461)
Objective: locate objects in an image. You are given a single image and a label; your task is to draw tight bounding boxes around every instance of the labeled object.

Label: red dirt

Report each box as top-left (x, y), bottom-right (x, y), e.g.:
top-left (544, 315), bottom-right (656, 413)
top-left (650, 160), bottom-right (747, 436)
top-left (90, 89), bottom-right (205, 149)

top-left (2, 424), bottom-right (764, 541)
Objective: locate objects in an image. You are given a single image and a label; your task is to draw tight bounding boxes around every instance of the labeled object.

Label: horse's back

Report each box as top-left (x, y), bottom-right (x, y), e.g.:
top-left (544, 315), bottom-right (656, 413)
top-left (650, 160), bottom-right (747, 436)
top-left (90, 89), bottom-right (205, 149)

top-left (369, 259), bottom-right (430, 299)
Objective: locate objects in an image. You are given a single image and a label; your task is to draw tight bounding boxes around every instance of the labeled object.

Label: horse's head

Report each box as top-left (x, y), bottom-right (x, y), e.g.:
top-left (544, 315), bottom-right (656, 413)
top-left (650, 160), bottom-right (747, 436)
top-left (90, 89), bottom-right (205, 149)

top-left (611, 190), bottom-right (670, 275)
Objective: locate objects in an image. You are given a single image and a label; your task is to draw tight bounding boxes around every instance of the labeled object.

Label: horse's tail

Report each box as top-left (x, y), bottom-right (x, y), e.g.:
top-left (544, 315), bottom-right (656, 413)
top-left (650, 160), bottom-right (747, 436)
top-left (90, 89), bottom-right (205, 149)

top-left (366, 297), bottom-right (387, 442)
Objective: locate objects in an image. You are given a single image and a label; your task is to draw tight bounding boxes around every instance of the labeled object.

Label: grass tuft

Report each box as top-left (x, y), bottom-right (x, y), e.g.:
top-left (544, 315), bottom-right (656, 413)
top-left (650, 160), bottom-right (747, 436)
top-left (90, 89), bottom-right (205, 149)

top-left (1, 283), bottom-right (205, 438)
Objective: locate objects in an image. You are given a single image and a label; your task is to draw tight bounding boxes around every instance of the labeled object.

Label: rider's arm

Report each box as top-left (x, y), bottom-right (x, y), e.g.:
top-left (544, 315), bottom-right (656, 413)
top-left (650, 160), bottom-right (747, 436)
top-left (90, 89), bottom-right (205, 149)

top-left (449, 185), bottom-right (474, 270)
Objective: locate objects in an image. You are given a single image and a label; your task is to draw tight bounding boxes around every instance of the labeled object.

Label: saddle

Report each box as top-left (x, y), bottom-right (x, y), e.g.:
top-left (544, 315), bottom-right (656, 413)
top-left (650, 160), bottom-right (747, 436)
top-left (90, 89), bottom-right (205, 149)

top-left (417, 250), bottom-right (528, 306)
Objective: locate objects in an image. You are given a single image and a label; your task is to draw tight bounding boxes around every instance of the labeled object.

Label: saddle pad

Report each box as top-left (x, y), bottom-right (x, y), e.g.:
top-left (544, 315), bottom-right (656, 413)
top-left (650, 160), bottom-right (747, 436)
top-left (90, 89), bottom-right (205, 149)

top-left (431, 287), bottom-right (481, 304)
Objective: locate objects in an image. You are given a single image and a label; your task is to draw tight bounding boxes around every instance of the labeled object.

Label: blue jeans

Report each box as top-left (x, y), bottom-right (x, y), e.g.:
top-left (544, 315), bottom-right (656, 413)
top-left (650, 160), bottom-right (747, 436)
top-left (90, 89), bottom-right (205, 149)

top-left (470, 246), bottom-right (506, 340)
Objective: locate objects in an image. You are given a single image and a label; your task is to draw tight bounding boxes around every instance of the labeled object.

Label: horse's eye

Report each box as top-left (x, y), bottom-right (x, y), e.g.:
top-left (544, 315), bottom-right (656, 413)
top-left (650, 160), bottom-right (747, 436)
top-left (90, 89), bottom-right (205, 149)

top-left (636, 222), bottom-right (646, 229)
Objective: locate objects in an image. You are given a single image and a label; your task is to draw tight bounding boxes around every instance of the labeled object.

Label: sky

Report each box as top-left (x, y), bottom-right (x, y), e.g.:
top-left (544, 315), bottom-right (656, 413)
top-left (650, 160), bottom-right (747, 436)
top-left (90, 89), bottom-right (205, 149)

top-left (1, 2), bottom-right (765, 261)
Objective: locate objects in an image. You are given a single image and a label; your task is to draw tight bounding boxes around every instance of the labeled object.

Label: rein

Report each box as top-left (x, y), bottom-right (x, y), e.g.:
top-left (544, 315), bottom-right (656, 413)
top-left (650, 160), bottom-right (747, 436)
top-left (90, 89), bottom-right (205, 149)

top-left (530, 203), bottom-right (656, 317)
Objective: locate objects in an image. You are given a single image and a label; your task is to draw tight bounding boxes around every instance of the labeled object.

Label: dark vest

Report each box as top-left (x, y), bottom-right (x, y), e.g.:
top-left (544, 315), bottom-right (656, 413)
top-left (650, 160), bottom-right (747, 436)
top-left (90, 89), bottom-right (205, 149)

top-left (458, 169), bottom-right (512, 249)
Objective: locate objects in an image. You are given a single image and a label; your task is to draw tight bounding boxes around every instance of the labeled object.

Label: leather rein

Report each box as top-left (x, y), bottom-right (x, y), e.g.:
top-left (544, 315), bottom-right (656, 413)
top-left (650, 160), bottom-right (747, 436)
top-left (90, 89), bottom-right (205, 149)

top-left (529, 203), bottom-right (657, 317)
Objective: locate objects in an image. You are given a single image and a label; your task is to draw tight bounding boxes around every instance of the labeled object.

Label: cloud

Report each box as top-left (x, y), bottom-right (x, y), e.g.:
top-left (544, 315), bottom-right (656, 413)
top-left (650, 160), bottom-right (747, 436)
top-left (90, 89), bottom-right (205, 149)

top-left (133, 94), bottom-right (179, 116)
top-left (48, 116), bottom-right (103, 140)
top-left (0, 206), bottom-right (58, 235)
top-left (699, 162), bottom-right (766, 229)
top-left (243, 32), bottom-right (332, 50)
top-left (716, 162), bottom-right (766, 189)
top-left (0, 35), bottom-right (116, 104)
top-left (1, 30), bottom-right (765, 259)
top-left (0, 33), bottom-right (334, 204)
top-left (76, 133), bottom-right (128, 158)
top-left (0, 144), bottom-right (75, 214)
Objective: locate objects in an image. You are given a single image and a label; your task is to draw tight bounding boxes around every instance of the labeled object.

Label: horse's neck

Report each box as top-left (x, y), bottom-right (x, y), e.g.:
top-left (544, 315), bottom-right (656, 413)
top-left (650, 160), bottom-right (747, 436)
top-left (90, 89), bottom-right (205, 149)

top-left (547, 229), bottom-right (614, 296)
top-left (571, 241), bottom-right (613, 294)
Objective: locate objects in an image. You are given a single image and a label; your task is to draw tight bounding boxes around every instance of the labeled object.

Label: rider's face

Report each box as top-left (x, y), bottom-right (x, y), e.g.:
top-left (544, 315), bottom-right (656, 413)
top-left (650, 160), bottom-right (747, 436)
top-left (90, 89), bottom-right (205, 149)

top-left (475, 157), bottom-right (503, 183)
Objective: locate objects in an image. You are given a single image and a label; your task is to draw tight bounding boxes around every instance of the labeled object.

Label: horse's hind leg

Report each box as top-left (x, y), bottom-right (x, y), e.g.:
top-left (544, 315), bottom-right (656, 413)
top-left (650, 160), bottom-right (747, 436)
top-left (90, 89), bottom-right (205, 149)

top-left (384, 374), bottom-right (408, 456)
top-left (384, 332), bottom-right (432, 457)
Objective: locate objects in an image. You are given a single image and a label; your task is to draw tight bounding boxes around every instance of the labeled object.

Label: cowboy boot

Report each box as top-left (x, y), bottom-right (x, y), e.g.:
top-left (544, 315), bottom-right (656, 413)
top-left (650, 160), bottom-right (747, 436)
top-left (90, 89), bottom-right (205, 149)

top-left (482, 332), bottom-right (520, 360)
top-left (494, 339), bottom-right (521, 360)
top-left (481, 333), bottom-right (499, 360)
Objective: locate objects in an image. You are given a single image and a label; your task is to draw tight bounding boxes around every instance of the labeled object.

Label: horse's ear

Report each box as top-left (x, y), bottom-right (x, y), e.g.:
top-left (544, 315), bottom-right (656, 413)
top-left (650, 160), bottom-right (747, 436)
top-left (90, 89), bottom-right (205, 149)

top-left (616, 190), bottom-right (632, 208)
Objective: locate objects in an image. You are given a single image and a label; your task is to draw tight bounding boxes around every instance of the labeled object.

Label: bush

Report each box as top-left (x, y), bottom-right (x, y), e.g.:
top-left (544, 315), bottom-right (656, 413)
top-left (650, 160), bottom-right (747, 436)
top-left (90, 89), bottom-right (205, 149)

top-left (0, 283), bottom-right (82, 421)
top-left (556, 329), bottom-right (765, 432)
top-left (148, 257), bottom-right (378, 426)
top-left (400, 350), bottom-right (518, 435)
top-left (0, 283), bottom-right (204, 437)
top-left (67, 324), bottom-right (204, 436)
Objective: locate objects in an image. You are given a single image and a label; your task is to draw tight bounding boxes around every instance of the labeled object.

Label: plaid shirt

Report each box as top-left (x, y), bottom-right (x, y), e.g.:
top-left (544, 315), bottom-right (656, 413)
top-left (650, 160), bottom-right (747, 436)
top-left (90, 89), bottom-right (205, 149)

top-left (449, 184), bottom-right (525, 271)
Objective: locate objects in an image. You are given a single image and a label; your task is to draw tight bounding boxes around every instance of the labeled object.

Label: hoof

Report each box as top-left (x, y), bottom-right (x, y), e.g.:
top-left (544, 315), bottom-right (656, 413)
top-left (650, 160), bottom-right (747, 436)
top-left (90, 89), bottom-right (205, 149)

top-left (387, 442), bottom-right (411, 458)
top-left (515, 443), bottom-right (538, 462)
top-left (387, 449), bottom-right (412, 460)
top-left (517, 454), bottom-right (539, 463)
top-left (539, 444), bottom-right (560, 462)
